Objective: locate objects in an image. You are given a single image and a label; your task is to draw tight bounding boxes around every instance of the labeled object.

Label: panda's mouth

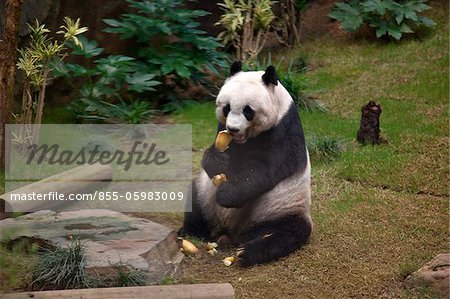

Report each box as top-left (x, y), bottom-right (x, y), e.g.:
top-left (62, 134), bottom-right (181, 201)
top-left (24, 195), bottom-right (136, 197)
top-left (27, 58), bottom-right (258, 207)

top-left (232, 134), bottom-right (247, 144)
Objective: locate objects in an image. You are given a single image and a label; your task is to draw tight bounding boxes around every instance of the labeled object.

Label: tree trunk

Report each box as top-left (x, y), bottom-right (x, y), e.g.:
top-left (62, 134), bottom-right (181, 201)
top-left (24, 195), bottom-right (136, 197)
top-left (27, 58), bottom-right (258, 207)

top-left (0, 0), bottom-right (23, 171)
top-left (357, 101), bottom-right (383, 145)
top-left (33, 69), bottom-right (49, 145)
top-left (275, 0), bottom-right (300, 46)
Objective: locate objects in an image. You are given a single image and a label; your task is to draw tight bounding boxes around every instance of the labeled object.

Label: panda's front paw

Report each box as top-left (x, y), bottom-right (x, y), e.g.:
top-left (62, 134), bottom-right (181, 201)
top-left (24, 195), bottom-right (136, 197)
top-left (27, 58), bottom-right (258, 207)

top-left (216, 183), bottom-right (243, 208)
top-left (202, 148), bottom-right (229, 178)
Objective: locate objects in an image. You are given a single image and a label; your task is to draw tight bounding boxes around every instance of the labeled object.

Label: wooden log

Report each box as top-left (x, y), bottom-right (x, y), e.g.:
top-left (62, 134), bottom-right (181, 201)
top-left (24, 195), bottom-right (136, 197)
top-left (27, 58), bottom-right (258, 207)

top-left (1, 283), bottom-right (236, 299)
top-left (357, 101), bottom-right (383, 145)
top-left (0, 163), bottom-right (112, 217)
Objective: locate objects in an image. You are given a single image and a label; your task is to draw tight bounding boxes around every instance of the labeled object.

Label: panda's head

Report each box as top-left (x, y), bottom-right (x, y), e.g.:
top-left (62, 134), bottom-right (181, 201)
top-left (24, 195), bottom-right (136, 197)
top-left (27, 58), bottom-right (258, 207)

top-left (216, 62), bottom-right (282, 144)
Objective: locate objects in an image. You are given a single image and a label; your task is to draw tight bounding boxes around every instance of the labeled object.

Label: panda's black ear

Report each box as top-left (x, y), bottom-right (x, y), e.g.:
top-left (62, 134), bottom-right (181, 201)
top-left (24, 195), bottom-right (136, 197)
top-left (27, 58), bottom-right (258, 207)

top-left (262, 65), bottom-right (278, 86)
top-left (229, 61), bottom-right (242, 77)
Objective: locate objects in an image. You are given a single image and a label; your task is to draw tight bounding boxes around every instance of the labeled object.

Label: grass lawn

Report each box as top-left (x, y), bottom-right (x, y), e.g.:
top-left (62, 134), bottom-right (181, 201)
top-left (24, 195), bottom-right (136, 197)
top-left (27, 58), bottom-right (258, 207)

top-left (169, 2), bottom-right (449, 298)
top-left (0, 1), bottom-right (448, 297)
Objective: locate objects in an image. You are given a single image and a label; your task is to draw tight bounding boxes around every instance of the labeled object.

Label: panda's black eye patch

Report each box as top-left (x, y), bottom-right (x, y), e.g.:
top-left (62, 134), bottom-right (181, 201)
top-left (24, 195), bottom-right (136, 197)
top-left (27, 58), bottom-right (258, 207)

top-left (243, 105), bottom-right (254, 121)
top-left (223, 104), bottom-right (231, 117)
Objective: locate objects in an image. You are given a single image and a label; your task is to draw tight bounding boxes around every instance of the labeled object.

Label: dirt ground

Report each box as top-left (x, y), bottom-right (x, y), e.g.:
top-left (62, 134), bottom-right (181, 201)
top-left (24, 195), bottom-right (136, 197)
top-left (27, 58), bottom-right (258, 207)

top-left (300, 0), bottom-right (349, 41)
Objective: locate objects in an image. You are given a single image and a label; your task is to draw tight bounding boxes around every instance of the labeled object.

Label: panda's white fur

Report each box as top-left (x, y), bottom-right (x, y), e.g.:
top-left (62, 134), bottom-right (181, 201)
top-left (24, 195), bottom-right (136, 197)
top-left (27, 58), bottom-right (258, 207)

top-left (216, 71), bottom-right (292, 139)
top-left (181, 64), bottom-right (312, 266)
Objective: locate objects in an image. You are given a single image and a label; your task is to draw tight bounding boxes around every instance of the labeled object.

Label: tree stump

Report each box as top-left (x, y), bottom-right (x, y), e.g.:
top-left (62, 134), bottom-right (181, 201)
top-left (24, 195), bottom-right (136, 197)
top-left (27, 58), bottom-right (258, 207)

top-left (357, 101), bottom-right (382, 145)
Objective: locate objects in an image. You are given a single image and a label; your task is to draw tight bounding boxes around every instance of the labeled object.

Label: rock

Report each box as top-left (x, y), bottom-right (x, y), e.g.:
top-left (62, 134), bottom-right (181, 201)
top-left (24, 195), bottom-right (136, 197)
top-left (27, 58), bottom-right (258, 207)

top-left (405, 253), bottom-right (450, 298)
top-left (0, 209), bottom-right (183, 285)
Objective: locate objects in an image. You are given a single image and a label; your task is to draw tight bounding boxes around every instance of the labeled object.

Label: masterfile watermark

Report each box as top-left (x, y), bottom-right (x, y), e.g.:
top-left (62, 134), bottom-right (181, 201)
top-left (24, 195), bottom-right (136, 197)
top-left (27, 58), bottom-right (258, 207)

top-left (26, 141), bottom-right (170, 171)
top-left (4, 124), bottom-right (192, 213)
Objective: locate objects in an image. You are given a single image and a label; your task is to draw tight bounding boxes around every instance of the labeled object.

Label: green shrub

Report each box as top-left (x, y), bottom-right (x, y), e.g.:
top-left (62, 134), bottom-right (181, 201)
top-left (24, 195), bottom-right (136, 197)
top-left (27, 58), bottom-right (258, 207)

top-left (103, 0), bottom-right (226, 79)
top-left (280, 71), bottom-right (326, 112)
top-left (307, 135), bottom-right (346, 160)
top-left (67, 97), bottom-right (155, 124)
top-left (54, 0), bottom-right (227, 123)
top-left (328, 0), bottom-right (435, 40)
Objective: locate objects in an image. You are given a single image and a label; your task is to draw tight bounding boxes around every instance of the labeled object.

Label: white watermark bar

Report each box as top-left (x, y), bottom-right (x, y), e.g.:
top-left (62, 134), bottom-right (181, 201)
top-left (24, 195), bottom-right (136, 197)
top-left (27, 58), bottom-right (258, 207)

top-left (4, 124), bottom-right (192, 212)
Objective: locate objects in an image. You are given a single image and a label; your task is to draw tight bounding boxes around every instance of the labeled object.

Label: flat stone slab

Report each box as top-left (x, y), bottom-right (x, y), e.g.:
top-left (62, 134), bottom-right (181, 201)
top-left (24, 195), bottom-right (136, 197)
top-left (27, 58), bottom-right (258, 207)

top-left (405, 253), bottom-right (450, 298)
top-left (1, 283), bottom-right (235, 299)
top-left (0, 209), bottom-right (183, 285)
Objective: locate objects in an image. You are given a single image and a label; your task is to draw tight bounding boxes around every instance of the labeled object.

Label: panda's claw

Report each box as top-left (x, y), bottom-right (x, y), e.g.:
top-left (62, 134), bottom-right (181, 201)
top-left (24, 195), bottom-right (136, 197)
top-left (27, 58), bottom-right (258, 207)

top-left (236, 248), bottom-right (245, 257)
top-left (262, 232), bottom-right (273, 239)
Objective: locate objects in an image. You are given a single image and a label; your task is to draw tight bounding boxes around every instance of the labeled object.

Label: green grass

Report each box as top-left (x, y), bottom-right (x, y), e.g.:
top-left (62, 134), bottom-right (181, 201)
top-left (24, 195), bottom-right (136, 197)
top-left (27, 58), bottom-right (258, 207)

top-left (0, 170), bottom-right (4, 194)
top-left (161, 275), bottom-right (178, 285)
top-left (0, 1), bottom-right (447, 298)
top-left (171, 2), bottom-right (449, 298)
top-left (0, 106), bottom-right (76, 194)
top-left (281, 3), bottom-right (449, 197)
top-left (0, 228), bottom-right (37, 292)
top-left (171, 102), bottom-right (217, 151)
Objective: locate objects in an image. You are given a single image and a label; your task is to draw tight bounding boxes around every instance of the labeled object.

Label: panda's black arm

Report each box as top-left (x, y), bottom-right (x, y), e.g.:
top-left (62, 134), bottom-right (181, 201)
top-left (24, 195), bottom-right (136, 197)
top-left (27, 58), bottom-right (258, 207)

top-left (215, 137), bottom-right (306, 208)
top-left (215, 159), bottom-right (277, 208)
top-left (201, 145), bottom-right (229, 179)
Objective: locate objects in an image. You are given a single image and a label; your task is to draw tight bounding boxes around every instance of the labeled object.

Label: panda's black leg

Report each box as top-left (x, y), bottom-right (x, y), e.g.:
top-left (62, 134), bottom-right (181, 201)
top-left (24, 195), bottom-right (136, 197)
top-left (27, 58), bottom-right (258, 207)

top-left (178, 181), bottom-right (213, 240)
top-left (236, 215), bottom-right (312, 267)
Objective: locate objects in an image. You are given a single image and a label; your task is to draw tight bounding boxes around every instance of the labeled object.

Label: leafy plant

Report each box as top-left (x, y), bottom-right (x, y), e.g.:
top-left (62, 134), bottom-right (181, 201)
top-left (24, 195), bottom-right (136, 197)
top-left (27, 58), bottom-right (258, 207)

top-left (68, 98), bottom-right (155, 124)
top-left (328, 0), bottom-right (436, 40)
top-left (15, 18), bottom-right (86, 147)
top-left (216, 0), bottom-right (276, 62)
top-left (103, 0), bottom-right (226, 79)
top-left (55, 0), bottom-right (227, 123)
top-left (52, 48), bottom-right (161, 110)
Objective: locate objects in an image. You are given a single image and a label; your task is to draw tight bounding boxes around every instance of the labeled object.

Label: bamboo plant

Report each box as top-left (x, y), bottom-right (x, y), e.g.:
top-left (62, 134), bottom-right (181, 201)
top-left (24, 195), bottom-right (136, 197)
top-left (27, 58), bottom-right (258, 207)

top-left (15, 17), bottom-right (87, 148)
top-left (216, 0), bottom-right (275, 62)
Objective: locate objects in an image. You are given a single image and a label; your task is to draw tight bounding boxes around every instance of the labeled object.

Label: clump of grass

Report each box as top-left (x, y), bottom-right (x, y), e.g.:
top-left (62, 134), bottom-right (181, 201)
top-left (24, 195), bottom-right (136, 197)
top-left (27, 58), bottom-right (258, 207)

top-left (399, 260), bottom-right (419, 279)
top-left (114, 265), bottom-right (148, 287)
top-left (0, 246), bottom-right (36, 292)
top-left (161, 275), bottom-right (178, 285)
top-left (31, 237), bottom-right (91, 290)
top-left (307, 135), bottom-right (346, 160)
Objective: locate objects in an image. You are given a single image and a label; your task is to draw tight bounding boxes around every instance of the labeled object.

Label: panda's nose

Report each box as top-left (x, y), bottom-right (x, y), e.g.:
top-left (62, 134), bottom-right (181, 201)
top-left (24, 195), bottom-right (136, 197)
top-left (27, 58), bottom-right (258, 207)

top-left (226, 126), bottom-right (240, 134)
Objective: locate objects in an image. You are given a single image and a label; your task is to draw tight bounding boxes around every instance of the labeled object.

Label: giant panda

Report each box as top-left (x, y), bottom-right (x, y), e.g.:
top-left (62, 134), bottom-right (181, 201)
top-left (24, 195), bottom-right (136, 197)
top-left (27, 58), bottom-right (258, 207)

top-left (180, 62), bottom-right (312, 266)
